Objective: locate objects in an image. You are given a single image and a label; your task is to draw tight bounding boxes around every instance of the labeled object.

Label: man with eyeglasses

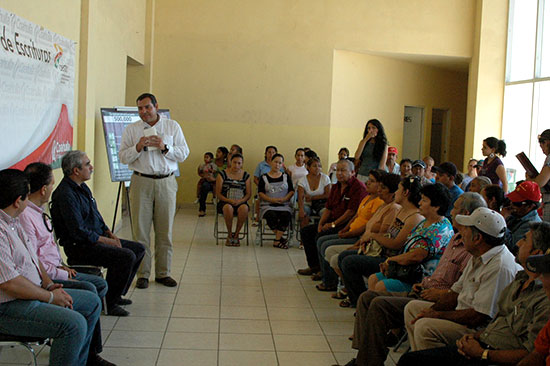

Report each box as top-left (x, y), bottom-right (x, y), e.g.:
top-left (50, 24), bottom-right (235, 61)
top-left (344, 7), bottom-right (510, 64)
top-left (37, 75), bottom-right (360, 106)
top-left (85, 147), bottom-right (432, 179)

top-left (506, 181), bottom-right (542, 253)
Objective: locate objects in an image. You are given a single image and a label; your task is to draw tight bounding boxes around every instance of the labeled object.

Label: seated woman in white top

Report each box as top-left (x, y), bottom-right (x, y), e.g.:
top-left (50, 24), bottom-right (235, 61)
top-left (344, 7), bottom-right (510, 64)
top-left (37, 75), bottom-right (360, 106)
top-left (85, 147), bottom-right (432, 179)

top-left (286, 148), bottom-right (308, 188)
top-left (297, 156), bottom-right (331, 228)
top-left (328, 147), bottom-right (349, 184)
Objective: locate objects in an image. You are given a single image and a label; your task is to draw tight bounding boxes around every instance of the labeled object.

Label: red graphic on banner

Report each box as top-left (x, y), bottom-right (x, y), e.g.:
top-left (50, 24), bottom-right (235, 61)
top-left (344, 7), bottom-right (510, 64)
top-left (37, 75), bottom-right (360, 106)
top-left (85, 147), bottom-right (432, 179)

top-left (10, 104), bottom-right (73, 170)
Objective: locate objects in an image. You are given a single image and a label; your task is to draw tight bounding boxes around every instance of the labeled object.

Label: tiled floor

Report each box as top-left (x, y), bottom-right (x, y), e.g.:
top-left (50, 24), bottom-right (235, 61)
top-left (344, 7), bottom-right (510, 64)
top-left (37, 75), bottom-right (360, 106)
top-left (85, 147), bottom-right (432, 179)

top-left (0, 206), bottom-right (405, 365)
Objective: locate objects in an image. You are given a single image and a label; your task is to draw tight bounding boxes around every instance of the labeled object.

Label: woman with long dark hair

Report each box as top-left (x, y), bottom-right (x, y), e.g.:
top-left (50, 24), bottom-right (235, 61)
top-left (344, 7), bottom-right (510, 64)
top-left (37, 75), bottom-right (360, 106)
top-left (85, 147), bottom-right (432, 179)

top-left (479, 137), bottom-right (508, 193)
top-left (354, 119), bottom-right (388, 184)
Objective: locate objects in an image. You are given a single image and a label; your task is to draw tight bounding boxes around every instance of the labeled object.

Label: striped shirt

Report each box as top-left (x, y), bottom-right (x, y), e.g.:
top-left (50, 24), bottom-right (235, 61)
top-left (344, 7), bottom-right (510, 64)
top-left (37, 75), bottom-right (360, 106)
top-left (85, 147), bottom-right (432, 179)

top-left (0, 209), bottom-right (42, 303)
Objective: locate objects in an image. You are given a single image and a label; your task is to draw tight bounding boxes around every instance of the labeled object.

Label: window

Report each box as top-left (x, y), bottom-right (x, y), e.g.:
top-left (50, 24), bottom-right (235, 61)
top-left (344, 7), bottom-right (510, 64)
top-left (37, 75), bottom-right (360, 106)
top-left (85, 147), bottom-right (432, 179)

top-left (502, 0), bottom-right (550, 179)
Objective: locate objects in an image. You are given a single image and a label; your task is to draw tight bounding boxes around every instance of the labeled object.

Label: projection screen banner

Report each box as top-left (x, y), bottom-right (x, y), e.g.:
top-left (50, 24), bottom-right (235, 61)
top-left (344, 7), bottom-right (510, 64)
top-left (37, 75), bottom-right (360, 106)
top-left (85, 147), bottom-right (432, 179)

top-left (0, 7), bottom-right (76, 170)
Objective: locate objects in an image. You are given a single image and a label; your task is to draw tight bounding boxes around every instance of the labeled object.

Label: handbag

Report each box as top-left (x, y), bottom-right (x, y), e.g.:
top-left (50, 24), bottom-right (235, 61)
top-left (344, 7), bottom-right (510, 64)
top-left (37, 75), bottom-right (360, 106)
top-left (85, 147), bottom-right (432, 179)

top-left (385, 260), bottom-right (423, 284)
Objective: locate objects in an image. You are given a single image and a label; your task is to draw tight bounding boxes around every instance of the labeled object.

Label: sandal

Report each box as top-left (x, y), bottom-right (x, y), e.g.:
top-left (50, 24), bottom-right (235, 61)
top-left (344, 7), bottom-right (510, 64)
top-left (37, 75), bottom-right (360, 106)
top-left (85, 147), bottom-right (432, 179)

top-left (339, 298), bottom-right (353, 308)
top-left (233, 236), bottom-right (241, 247)
top-left (273, 238), bottom-right (289, 249)
top-left (316, 284), bottom-right (337, 292)
top-left (225, 237), bottom-right (232, 246)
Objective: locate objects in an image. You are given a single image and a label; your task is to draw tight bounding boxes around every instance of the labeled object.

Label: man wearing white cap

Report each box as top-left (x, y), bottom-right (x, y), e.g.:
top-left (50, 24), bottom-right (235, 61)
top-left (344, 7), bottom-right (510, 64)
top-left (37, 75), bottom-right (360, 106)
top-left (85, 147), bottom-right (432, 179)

top-left (403, 207), bottom-right (521, 351)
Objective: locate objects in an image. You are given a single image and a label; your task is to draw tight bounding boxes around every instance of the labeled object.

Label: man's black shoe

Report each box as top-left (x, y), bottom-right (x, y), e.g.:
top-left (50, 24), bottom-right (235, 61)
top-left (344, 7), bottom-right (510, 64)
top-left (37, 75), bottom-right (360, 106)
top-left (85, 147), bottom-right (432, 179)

top-left (135, 278), bottom-right (149, 289)
top-left (107, 305), bottom-right (130, 317)
top-left (155, 276), bottom-right (177, 287)
top-left (117, 298), bottom-right (133, 305)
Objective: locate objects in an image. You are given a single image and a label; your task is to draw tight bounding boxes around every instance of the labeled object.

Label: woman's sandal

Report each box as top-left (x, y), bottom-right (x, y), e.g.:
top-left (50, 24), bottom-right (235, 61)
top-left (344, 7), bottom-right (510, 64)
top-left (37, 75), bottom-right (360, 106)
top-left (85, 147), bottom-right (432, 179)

top-left (315, 284), bottom-right (337, 292)
top-left (273, 238), bottom-right (289, 249)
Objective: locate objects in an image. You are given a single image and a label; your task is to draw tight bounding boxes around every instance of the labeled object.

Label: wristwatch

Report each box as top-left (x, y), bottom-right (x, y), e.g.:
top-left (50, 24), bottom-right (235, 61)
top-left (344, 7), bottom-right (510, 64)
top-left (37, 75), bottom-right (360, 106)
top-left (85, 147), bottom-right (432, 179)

top-left (161, 144), bottom-right (170, 154)
top-left (331, 222), bottom-right (336, 229)
top-left (481, 349), bottom-right (489, 361)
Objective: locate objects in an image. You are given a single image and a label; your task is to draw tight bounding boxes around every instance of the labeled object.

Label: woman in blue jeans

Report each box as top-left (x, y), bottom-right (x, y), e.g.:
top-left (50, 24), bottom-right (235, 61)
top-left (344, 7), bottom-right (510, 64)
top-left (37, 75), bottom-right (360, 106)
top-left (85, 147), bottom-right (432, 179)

top-left (338, 176), bottom-right (425, 307)
top-left (316, 172), bottom-right (401, 291)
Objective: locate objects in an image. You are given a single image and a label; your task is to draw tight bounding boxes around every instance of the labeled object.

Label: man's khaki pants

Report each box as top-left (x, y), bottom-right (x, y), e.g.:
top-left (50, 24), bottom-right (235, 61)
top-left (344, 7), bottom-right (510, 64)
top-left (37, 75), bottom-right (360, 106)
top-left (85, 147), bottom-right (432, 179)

top-left (130, 173), bottom-right (177, 279)
top-left (404, 299), bottom-right (474, 351)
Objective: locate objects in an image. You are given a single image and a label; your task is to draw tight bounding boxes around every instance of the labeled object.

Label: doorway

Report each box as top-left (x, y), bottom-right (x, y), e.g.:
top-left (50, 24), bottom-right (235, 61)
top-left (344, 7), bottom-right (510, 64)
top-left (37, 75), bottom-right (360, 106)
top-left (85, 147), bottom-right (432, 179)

top-left (402, 106), bottom-right (424, 161)
top-left (429, 108), bottom-right (451, 165)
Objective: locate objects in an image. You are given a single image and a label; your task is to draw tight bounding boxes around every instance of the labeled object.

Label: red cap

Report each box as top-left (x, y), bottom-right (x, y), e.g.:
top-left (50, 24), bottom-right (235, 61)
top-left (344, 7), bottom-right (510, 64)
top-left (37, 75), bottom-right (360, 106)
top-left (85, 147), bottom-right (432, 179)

top-left (388, 146), bottom-right (398, 155)
top-left (507, 181), bottom-right (542, 203)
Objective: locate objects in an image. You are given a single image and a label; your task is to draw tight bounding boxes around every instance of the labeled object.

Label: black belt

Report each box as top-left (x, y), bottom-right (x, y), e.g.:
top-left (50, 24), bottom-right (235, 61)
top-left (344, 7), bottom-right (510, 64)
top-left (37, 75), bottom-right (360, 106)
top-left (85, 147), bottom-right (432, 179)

top-left (134, 171), bottom-right (174, 179)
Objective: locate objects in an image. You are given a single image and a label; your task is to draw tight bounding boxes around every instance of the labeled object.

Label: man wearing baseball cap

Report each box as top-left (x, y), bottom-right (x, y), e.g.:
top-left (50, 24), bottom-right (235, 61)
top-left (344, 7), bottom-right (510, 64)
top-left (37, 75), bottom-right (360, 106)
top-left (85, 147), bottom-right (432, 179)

top-left (506, 181), bottom-right (542, 252)
top-left (401, 207), bottom-right (519, 353)
top-left (399, 221), bottom-right (550, 366)
top-left (385, 147), bottom-right (400, 175)
top-left (434, 162), bottom-right (464, 219)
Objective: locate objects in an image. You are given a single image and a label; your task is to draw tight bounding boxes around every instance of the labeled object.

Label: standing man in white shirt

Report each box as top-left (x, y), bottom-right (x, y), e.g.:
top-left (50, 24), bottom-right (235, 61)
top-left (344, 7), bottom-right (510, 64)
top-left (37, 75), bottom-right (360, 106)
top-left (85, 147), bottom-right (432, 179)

top-left (120, 93), bottom-right (190, 289)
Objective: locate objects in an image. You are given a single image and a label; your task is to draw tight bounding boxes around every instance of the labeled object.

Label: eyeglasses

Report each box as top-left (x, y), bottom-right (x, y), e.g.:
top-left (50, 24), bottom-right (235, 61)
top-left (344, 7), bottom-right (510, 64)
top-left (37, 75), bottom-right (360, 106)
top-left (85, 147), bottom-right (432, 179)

top-left (42, 212), bottom-right (53, 233)
top-left (511, 201), bottom-right (530, 207)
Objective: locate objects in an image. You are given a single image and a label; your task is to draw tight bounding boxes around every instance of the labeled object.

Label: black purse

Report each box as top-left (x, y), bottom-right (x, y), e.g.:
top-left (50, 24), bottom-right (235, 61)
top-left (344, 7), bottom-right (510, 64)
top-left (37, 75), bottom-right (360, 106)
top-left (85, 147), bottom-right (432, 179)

top-left (386, 260), bottom-right (423, 284)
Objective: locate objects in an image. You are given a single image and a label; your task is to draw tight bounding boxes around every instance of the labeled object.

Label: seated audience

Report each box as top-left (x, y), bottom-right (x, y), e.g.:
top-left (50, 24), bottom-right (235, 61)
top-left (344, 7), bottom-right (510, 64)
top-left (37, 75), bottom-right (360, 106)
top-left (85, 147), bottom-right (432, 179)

top-left (253, 145), bottom-right (279, 224)
top-left (481, 184), bottom-right (506, 214)
top-left (216, 153), bottom-right (251, 246)
top-left (342, 192), bottom-right (484, 366)
top-left (368, 183), bottom-right (454, 294)
top-left (227, 144), bottom-right (242, 161)
top-left (286, 148), bottom-right (308, 188)
top-left (433, 161), bottom-right (464, 218)
top-left (520, 235), bottom-right (550, 366)
top-left (403, 207), bottom-right (520, 352)
top-left (398, 221), bottom-right (550, 366)
top-left (198, 146), bottom-right (228, 216)
top-left (336, 177), bottom-right (426, 308)
top-left (400, 158), bottom-right (412, 179)
top-left (385, 147), bottom-right (400, 174)
top-left (314, 170), bottom-right (389, 290)
top-left (297, 157), bottom-right (331, 228)
top-left (461, 158), bottom-right (478, 190)
top-left (423, 156), bottom-right (436, 182)
top-left (505, 181), bottom-right (542, 252)
top-left (297, 159), bottom-right (367, 275)
top-left (328, 147), bottom-right (349, 183)
top-left (321, 174), bottom-right (401, 292)
top-left (411, 160), bottom-right (432, 186)
top-left (480, 137), bottom-right (508, 193)
top-left (468, 175), bottom-right (492, 193)
top-left (196, 152), bottom-right (216, 202)
top-left (50, 151), bottom-right (145, 317)
top-left (258, 153), bottom-right (295, 249)
top-left (0, 169), bottom-right (109, 366)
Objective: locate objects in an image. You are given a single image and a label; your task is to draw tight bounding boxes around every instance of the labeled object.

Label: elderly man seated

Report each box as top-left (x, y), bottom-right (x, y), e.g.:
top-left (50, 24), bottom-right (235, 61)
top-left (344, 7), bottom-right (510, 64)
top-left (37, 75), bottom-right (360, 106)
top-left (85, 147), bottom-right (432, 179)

top-left (505, 181), bottom-right (542, 252)
top-left (398, 221), bottom-right (550, 366)
top-left (403, 207), bottom-right (520, 352)
top-left (0, 169), bottom-right (112, 366)
top-left (297, 159), bottom-right (367, 276)
top-left (50, 151), bottom-right (145, 316)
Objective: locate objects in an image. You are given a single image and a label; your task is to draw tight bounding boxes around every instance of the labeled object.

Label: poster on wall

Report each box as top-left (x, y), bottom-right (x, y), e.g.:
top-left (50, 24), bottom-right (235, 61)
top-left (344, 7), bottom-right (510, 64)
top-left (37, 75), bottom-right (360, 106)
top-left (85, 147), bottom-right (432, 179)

top-left (0, 7), bottom-right (76, 170)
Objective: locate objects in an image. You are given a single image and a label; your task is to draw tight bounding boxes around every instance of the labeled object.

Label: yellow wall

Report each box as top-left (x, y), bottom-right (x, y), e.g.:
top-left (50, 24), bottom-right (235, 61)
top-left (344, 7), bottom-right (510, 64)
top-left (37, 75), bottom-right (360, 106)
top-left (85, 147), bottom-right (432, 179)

top-left (329, 51), bottom-right (469, 168)
top-left (151, 0), bottom-right (476, 203)
top-left (3, 0), bottom-right (510, 212)
top-left (464, 0), bottom-right (509, 168)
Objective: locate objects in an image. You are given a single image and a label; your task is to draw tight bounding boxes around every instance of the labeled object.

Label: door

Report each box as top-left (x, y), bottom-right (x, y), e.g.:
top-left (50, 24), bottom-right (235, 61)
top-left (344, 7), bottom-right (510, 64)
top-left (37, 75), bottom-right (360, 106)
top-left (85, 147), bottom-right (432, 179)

top-left (429, 108), bottom-right (450, 165)
top-left (402, 106), bottom-right (424, 161)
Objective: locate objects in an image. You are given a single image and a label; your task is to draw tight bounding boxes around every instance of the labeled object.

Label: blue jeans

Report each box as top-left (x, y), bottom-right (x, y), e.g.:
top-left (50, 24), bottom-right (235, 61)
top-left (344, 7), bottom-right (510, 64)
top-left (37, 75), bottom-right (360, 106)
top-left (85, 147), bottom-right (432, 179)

top-left (316, 234), bottom-right (358, 287)
top-left (55, 272), bottom-right (108, 356)
top-left (339, 251), bottom-right (386, 307)
top-left (55, 272), bottom-right (108, 299)
top-left (0, 288), bottom-right (101, 366)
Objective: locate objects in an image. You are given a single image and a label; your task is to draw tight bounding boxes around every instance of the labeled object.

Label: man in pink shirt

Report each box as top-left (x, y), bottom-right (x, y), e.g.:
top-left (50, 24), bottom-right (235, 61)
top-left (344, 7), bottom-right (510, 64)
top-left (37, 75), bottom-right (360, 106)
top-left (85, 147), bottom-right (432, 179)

top-left (19, 163), bottom-right (108, 301)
